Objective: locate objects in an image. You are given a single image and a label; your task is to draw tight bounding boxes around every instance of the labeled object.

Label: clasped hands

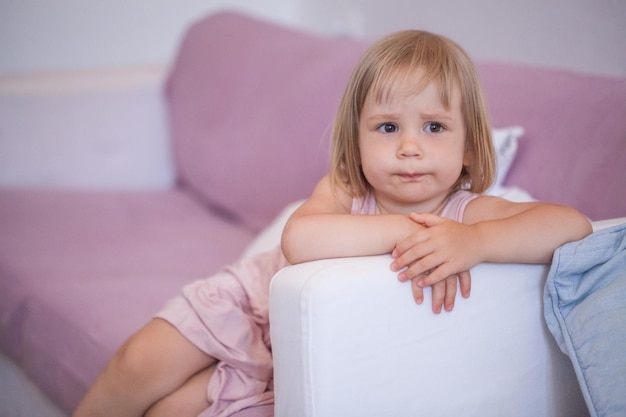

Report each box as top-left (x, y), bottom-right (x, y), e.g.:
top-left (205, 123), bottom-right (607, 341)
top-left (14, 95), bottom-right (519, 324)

top-left (390, 213), bottom-right (479, 314)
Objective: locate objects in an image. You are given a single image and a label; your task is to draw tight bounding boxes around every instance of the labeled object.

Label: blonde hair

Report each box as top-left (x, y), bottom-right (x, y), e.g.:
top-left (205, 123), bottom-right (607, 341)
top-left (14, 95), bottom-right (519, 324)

top-left (330, 30), bottom-right (496, 197)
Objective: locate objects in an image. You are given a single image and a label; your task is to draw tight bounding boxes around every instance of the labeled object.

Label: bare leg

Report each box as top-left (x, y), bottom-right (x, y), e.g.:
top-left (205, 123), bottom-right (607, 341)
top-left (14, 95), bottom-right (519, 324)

top-left (145, 364), bottom-right (215, 417)
top-left (72, 318), bottom-right (215, 417)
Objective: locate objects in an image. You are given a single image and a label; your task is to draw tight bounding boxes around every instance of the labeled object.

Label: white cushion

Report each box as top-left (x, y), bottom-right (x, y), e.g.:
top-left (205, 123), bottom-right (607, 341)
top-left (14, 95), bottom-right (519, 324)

top-left (0, 66), bottom-right (174, 190)
top-left (239, 199), bottom-right (303, 259)
top-left (491, 126), bottom-right (524, 188)
top-left (269, 257), bottom-right (586, 416)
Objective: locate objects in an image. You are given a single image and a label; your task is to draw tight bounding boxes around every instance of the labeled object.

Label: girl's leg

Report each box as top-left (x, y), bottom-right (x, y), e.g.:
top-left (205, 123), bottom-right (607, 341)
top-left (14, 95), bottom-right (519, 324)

top-left (72, 318), bottom-right (215, 417)
top-left (144, 364), bottom-right (215, 417)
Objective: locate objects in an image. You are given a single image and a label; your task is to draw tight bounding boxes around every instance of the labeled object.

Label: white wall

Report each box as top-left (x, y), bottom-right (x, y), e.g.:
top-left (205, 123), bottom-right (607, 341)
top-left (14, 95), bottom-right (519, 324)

top-left (0, 0), bottom-right (305, 73)
top-left (1, 0), bottom-right (625, 76)
top-left (300, 0), bottom-right (626, 77)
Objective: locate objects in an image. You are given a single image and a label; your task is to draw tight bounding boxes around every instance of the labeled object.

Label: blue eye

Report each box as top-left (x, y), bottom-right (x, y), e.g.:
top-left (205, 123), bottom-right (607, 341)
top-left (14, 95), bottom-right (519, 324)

top-left (377, 123), bottom-right (398, 133)
top-left (425, 122), bottom-right (444, 133)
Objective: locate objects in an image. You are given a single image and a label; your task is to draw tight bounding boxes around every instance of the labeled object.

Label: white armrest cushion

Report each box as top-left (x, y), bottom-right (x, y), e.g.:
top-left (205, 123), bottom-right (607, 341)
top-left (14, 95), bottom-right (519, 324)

top-left (270, 256), bottom-right (586, 417)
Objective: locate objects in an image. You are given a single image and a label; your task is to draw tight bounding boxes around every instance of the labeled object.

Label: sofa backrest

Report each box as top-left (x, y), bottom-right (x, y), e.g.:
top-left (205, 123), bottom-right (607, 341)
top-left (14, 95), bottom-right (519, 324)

top-left (167, 11), bottom-right (625, 227)
top-left (477, 62), bottom-right (626, 221)
top-left (166, 11), bottom-right (367, 232)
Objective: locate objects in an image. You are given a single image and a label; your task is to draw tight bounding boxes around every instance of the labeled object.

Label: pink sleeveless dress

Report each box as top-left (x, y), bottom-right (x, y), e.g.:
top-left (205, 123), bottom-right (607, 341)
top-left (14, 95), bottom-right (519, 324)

top-left (156, 190), bottom-right (478, 417)
top-left (352, 190), bottom-right (478, 220)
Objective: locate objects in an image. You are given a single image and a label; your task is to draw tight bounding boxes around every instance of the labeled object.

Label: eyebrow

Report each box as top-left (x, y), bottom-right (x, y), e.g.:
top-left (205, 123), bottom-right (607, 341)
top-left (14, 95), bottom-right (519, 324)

top-left (364, 111), bottom-right (455, 122)
top-left (365, 113), bottom-right (399, 121)
top-left (418, 112), bottom-right (454, 122)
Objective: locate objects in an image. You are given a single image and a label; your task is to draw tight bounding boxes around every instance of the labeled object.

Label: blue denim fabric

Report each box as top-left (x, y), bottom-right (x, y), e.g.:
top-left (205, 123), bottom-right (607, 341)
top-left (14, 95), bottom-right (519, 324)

top-left (544, 223), bottom-right (626, 417)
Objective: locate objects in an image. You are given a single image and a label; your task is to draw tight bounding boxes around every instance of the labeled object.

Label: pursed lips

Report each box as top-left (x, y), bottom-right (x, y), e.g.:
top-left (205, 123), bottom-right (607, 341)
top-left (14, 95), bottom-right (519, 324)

top-left (396, 172), bottom-right (425, 181)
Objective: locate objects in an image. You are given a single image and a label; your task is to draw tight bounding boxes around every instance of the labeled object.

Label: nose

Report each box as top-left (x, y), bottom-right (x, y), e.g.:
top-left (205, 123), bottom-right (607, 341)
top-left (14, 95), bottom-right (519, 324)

top-left (397, 132), bottom-right (423, 159)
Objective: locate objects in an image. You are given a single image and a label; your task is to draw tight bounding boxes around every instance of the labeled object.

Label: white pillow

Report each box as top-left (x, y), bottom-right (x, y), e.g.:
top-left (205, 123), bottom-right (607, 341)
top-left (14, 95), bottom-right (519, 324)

top-left (240, 199), bottom-right (304, 259)
top-left (487, 185), bottom-right (536, 202)
top-left (0, 66), bottom-right (174, 190)
top-left (491, 126), bottom-right (524, 188)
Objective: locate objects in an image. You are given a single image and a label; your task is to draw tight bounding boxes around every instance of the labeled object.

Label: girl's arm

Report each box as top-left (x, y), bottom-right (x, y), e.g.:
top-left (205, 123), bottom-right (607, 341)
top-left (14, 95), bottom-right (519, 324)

top-left (282, 174), bottom-right (473, 313)
top-left (391, 196), bottom-right (593, 287)
top-left (464, 196), bottom-right (592, 263)
top-left (281, 175), bottom-right (424, 265)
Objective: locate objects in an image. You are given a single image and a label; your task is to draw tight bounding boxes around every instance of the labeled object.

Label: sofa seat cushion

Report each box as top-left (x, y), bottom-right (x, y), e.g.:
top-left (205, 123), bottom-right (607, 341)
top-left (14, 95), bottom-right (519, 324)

top-left (0, 188), bottom-right (254, 412)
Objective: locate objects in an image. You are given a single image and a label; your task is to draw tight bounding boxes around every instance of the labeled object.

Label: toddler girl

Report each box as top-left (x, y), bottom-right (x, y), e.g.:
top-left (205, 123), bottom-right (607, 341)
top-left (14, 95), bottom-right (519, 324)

top-left (73, 29), bottom-right (591, 417)
top-left (281, 29), bottom-right (592, 309)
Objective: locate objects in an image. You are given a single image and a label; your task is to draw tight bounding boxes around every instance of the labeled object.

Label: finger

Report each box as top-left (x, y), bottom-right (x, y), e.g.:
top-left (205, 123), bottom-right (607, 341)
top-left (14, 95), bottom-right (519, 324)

top-left (391, 230), bottom-right (429, 260)
top-left (409, 212), bottom-right (444, 227)
top-left (416, 262), bottom-right (457, 288)
top-left (431, 281), bottom-right (446, 314)
top-left (391, 244), bottom-right (434, 278)
top-left (444, 276), bottom-right (457, 312)
top-left (400, 254), bottom-right (440, 282)
top-left (393, 253), bottom-right (434, 281)
top-left (411, 279), bottom-right (424, 305)
top-left (458, 270), bottom-right (471, 298)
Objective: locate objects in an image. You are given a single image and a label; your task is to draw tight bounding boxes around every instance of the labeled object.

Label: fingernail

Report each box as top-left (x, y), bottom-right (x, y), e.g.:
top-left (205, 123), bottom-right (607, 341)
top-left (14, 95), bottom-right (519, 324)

top-left (397, 272), bottom-right (406, 281)
top-left (391, 250), bottom-right (398, 258)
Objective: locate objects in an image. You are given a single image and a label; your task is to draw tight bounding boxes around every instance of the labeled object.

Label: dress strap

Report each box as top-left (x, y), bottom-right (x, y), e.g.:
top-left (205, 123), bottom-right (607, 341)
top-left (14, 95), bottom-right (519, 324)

top-left (351, 192), bottom-right (377, 215)
top-left (438, 190), bottom-right (479, 222)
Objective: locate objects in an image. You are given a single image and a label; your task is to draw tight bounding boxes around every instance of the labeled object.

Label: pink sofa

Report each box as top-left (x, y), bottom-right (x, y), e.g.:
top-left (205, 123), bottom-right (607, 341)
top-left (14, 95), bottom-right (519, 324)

top-left (1, 11), bottom-right (625, 416)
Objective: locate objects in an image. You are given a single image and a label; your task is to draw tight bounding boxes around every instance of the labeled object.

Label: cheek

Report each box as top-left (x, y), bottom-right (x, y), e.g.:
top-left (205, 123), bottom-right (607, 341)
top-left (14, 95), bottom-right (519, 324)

top-left (460, 137), bottom-right (470, 165)
top-left (358, 143), bottom-right (375, 167)
top-left (359, 150), bottom-right (382, 180)
top-left (359, 153), bottom-right (374, 177)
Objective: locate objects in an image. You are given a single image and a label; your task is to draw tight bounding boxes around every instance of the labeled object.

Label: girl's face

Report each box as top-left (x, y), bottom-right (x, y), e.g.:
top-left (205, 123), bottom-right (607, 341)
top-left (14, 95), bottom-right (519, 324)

top-left (358, 78), bottom-right (468, 215)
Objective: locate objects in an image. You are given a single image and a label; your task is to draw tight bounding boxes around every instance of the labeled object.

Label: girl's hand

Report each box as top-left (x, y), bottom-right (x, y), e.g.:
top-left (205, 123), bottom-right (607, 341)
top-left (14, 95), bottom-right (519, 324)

top-left (391, 213), bottom-right (478, 303)
top-left (411, 271), bottom-right (471, 314)
top-left (411, 271), bottom-right (471, 313)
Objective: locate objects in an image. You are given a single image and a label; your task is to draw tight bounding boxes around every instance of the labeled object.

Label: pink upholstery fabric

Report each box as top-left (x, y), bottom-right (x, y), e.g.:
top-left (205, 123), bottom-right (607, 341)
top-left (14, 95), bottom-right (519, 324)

top-left (477, 62), bottom-right (626, 220)
top-left (167, 12), bottom-right (368, 232)
top-left (0, 189), bottom-right (254, 412)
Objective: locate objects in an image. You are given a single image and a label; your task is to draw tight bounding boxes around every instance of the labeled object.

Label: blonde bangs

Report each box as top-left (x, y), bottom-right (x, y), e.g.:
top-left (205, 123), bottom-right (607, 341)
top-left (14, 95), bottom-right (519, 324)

top-left (367, 33), bottom-right (460, 111)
